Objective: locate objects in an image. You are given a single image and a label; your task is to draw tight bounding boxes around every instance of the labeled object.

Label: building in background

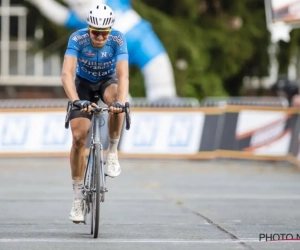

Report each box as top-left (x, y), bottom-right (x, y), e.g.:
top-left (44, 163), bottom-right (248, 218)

top-left (271, 0), bottom-right (300, 25)
top-left (0, 0), bottom-right (65, 99)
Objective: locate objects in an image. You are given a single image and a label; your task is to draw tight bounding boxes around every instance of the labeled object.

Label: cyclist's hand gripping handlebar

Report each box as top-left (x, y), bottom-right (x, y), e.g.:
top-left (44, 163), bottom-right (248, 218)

top-left (72, 100), bottom-right (99, 114)
top-left (124, 102), bottom-right (131, 130)
top-left (64, 101), bottom-right (131, 130)
top-left (73, 100), bottom-right (92, 109)
top-left (108, 101), bottom-right (131, 130)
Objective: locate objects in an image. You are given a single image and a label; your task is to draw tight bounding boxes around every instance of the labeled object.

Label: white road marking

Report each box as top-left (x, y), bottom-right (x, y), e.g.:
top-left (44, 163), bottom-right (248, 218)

top-left (0, 238), bottom-right (296, 243)
top-left (168, 194), bottom-right (300, 200)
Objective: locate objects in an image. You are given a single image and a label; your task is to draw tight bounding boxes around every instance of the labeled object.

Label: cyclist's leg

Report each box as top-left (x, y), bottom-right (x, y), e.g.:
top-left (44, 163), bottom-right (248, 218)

top-left (68, 76), bottom-right (94, 222)
top-left (99, 76), bottom-right (124, 177)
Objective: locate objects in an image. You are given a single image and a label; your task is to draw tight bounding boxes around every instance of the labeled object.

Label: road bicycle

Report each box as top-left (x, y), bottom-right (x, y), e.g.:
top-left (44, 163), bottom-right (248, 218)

top-left (65, 96), bottom-right (131, 238)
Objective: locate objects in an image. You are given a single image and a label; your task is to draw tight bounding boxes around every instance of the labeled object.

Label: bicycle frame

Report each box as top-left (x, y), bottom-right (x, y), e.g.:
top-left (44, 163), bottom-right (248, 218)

top-left (83, 109), bottom-right (108, 203)
top-left (93, 111), bottom-right (107, 198)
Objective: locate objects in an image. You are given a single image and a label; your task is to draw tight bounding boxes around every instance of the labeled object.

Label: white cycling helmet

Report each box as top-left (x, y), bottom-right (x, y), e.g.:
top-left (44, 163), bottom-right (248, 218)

top-left (87, 4), bottom-right (115, 28)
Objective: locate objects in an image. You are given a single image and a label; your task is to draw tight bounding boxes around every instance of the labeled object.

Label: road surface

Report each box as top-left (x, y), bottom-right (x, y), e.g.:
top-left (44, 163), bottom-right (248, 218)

top-left (1, 158), bottom-right (300, 250)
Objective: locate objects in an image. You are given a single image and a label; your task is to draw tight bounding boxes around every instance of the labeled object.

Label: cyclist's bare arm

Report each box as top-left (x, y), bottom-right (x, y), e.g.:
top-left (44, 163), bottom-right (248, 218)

top-left (116, 60), bottom-right (129, 104)
top-left (62, 55), bottom-right (79, 102)
top-left (62, 55), bottom-right (98, 113)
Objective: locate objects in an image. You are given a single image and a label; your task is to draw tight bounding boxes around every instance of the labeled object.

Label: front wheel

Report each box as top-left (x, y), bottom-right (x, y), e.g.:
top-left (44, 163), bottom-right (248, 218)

top-left (92, 143), bottom-right (101, 238)
top-left (84, 147), bottom-right (95, 235)
top-left (90, 201), bottom-right (94, 235)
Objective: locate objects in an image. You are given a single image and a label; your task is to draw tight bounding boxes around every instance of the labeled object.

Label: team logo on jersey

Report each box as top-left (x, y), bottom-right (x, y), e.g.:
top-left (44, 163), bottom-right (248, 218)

top-left (72, 33), bottom-right (89, 43)
top-left (72, 35), bottom-right (81, 42)
top-left (108, 35), bottom-right (124, 46)
top-left (85, 50), bottom-right (95, 57)
top-left (82, 48), bottom-right (95, 57)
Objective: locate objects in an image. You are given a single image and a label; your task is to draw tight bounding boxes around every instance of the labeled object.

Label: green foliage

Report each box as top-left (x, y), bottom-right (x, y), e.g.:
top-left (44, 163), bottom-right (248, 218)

top-left (132, 0), bottom-right (270, 99)
top-left (129, 66), bottom-right (145, 97)
top-left (132, 0), bottom-right (228, 99)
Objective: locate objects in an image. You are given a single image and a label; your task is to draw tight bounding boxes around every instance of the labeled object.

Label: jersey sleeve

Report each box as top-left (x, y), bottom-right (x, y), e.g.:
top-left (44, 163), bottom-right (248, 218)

top-left (65, 33), bottom-right (81, 58)
top-left (114, 32), bottom-right (129, 62)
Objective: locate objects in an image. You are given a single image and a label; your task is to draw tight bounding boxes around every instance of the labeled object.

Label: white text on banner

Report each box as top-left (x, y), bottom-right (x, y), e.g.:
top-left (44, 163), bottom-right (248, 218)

top-left (0, 112), bottom-right (72, 153)
top-left (235, 110), bottom-right (291, 156)
top-left (120, 112), bottom-right (205, 154)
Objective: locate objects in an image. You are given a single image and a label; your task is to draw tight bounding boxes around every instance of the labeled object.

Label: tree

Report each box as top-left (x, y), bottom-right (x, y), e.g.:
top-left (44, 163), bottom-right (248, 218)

top-left (133, 0), bottom-right (271, 98)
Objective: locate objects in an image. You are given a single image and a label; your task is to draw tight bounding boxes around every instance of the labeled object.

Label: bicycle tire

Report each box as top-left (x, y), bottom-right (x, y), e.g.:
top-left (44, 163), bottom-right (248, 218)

top-left (100, 162), bottom-right (105, 203)
top-left (90, 151), bottom-right (94, 235)
top-left (90, 201), bottom-right (93, 235)
top-left (83, 147), bottom-right (94, 234)
top-left (92, 143), bottom-right (101, 238)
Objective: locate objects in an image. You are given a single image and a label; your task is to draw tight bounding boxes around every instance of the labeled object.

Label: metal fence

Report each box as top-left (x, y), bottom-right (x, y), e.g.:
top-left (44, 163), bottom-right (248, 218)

top-left (200, 96), bottom-right (289, 107)
top-left (0, 97), bottom-right (200, 108)
top-left (0, 96), bottom-right (291, 109)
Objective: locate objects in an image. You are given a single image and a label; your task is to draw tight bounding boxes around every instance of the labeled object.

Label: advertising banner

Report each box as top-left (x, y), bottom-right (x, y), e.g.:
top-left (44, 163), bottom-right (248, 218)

top-left (0, 106), bottom-right (300, 166)
top-left (120, 111), bottom-right (205, 155)
top-left (0, 112), bottom-right (72, 154)
top-left (217, 107), bottom-right (298, 161)
top-left (235, 110), bottom-right (291, 156)
top-left (198, 114), bottom-right (221, 152)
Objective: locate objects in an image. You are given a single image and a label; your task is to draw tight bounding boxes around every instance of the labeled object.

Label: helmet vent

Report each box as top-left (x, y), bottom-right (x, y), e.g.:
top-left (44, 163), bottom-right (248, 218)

top-left (96, 5), bottom-right (99, 9)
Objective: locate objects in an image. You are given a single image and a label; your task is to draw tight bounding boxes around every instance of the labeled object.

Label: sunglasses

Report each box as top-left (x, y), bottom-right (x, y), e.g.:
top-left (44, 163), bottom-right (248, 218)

top-left (89, 27), bottom-right (111, 37)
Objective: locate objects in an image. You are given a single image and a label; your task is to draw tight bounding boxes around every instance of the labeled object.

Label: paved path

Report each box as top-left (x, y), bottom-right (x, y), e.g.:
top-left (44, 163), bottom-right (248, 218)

top-left (1, 158), bottom-right (300, 250)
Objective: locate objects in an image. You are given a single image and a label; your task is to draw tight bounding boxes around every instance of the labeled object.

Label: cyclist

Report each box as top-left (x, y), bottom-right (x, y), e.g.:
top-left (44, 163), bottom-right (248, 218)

top-left (61, 3), bottom-right (129, 223)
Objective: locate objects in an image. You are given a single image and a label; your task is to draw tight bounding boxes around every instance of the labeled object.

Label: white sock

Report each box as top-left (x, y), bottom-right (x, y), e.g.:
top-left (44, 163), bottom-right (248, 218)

top-left (72, 180), bottom-right (84, 200)
top-left (108, 138), bottom-right (119, 154)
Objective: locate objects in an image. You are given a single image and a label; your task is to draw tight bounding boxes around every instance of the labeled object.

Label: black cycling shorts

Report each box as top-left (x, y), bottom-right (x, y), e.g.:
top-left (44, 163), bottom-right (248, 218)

top-left (69, 74), bottom-right (117, 121)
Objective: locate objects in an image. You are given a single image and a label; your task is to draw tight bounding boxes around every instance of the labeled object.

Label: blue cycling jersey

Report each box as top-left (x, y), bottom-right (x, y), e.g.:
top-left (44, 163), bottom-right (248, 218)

top-left (65, 28), bottom-right (128, 83)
